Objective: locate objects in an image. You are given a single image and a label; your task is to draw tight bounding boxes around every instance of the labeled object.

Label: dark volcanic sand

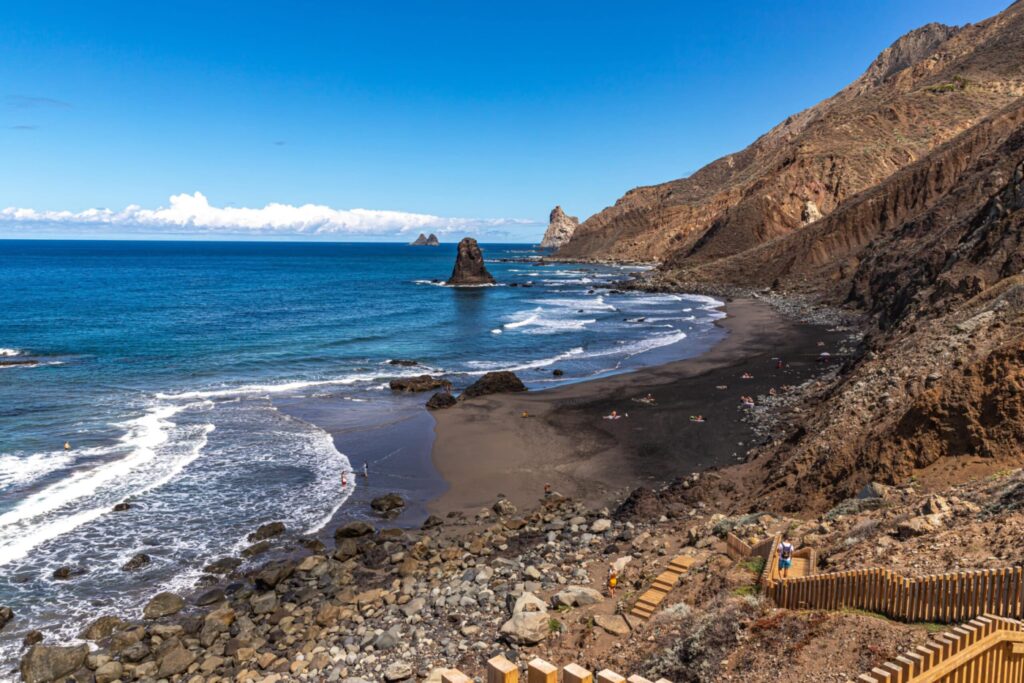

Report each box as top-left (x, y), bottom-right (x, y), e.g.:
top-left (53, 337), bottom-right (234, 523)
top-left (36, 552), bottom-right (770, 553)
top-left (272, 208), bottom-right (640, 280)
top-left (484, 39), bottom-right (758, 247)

top-left (429, 298), bottom-right (848, 514)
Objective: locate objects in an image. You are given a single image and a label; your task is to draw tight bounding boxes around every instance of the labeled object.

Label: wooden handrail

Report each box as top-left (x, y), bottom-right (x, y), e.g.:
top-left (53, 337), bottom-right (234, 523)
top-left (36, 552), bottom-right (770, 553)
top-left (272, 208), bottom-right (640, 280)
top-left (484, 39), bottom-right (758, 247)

top-left (854, 615), bottom-right (1024, 682)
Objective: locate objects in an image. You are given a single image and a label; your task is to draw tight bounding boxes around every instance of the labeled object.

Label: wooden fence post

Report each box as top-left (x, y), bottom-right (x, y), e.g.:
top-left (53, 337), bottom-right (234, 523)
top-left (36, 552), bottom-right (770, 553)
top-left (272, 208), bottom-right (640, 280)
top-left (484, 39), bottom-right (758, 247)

top-left (443, 670), bottom-right (474, 683)
top-left (563, 664), bottom-right (593, 683)
top-left (488, 656), bottom-right (519, 683)
top-left (596, 670), bottom-right (625, 683)
top-left (528, 659), bottom-right (558, 683)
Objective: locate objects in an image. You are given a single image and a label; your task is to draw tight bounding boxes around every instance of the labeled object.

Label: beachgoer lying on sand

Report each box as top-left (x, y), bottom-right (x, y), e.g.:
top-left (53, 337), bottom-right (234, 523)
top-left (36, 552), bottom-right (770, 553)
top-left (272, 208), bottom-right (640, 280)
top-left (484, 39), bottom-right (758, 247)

top-left (603, 409), bottom-right (621, 420)
top-left (776, 359), bottom-right (784, 369)
top-left (689, 415), bottom-right (705, 423)
top-left (818, 351), bottom-right (831, 364)
top-left (769, 387), bottom-right (777, 396)
top-left (740, 396), bottom-right (755, 407)
top-left (742, 372), bottom-right (754, 379)
top-left (631, 393), bottom-right (657, 405)
top-left (521, 410), bottom-right (529, 418)
top-left (716, 385), bottom-right (727, 390)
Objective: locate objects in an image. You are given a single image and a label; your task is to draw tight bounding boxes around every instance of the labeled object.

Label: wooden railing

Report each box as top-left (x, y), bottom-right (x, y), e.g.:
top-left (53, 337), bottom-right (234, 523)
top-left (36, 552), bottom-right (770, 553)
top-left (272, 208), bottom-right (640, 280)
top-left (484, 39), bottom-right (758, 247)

top-left (725, 532), bottom-right (751, 561)
top-left (854, 615), bottom-right (1024, 682)
top-left (441, 656), bottom-right (672, 683)
top-left (768, 565), bottom-right (1024, 624)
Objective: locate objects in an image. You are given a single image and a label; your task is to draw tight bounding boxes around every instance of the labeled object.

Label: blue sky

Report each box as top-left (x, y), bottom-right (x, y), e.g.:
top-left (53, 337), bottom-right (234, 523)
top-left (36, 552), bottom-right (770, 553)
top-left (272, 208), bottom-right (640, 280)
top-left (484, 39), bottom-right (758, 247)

top-left (0, 0), bottom-right (1010, 241)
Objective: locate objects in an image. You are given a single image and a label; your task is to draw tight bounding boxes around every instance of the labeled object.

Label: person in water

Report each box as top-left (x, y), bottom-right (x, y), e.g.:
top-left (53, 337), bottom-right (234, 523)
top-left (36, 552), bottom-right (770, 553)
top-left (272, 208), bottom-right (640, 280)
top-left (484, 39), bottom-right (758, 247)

top-left (363, 463), bottom-right (369, 478)
top-left (341, 473), bottom-right (348, 488)
top-left (63, 441), bottom-right (71, 451)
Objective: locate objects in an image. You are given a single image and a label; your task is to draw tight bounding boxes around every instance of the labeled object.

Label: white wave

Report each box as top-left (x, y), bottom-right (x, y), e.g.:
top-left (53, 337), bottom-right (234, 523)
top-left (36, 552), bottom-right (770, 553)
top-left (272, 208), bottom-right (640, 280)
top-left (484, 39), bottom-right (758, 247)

top-left (412, 279), bottom-right (499, 288)
top-left (502, 307), bottom-right (596, 335)
top-left (528, 296), bottom-right (616, 312)
top-left (0, 348), bottom-right (21, 357)
top-left (0, 405), bottom-right (213, 567)
top-left (155, 369), bottom-right (428, 401)
top-left (412, 279), bottom-right (447, 287)
top-left (491, 329), bottom-right (502, 334)
top-left (463, 347), bottom-right (586, 374)
top-left (682, 294), bottom-right (726, 309)
top-left (0, 450), bottom-right (78, 489)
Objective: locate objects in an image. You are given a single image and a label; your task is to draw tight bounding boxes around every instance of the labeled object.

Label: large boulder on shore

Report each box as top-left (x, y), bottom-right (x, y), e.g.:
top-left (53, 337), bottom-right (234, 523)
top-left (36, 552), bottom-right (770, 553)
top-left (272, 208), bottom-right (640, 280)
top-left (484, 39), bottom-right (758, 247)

top-left (426, 391), bottom-right (457, 410)
top-left (20, 644), bottom-right (89, 683)
top-left (389, 375), bottom-right (452, 393)
top-left (446, 237), bottom-right (495, 285)
top-left (0, 606), bottom-right (12, 632)
top-left (461, 371), bottom-right (526, 400)
top-left (143, 592), bottom-right (185, 619)
top-left (335, 521), bottom-right (375, 540)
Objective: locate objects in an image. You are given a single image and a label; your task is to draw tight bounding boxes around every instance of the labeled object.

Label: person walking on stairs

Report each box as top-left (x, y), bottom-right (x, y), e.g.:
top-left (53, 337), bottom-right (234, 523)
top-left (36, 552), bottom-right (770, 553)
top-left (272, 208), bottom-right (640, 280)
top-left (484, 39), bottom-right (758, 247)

top-left (778, 537), bottom-right (794, 578)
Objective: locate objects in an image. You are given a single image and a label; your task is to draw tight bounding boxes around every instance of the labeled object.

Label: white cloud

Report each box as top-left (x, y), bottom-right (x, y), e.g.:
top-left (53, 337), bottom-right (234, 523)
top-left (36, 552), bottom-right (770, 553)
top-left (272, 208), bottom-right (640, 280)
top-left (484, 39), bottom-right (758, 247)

top-left (0, 192), bottom-right (538, 238)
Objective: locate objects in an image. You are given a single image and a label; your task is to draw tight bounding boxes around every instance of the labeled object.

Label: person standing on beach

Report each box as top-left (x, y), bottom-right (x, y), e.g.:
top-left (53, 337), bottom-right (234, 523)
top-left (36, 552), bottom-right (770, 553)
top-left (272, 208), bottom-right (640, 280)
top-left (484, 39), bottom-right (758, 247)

top-left (778, 538), bottom-right (794, 578)
top-left (363, 463), bottom-right (369, 478)
top-left (607, 568), bottom-right (618, 597)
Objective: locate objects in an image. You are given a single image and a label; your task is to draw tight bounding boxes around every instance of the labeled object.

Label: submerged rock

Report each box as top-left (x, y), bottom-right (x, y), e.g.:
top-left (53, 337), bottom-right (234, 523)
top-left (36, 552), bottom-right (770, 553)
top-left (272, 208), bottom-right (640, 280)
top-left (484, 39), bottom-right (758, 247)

top-left (121, 553), bottom-right (151, 572)
top-left (388, 359), bottom-right (419, 366)
top-left (461, 371), bottom-right (526, 399)
top-left (247, 521), bottom-right (285, 542)
top-left (446, 237), bottom-right (495, 285)
top-left (371, 493), bottom-right (406, 516)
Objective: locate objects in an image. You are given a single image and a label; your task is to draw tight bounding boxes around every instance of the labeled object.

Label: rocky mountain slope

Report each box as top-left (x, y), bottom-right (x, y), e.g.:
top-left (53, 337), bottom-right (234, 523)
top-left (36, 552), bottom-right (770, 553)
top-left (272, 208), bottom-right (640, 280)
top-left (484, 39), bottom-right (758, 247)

top-left (557, 2), bottom-right (1024, 265)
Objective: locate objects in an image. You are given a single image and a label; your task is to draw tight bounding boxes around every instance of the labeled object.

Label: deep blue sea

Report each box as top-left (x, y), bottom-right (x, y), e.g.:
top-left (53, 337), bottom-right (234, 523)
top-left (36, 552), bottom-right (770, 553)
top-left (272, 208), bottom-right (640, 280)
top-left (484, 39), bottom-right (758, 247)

top-left (0, 239), bottom-right (724, 668)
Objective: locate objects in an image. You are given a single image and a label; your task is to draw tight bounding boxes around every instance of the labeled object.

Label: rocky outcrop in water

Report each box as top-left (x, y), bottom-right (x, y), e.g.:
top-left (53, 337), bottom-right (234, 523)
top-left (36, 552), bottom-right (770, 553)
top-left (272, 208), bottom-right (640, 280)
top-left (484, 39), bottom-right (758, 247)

top-left (389, 375), bottom-right (452, 393)
top-left (446, 238), bottom-right (495, 285)
top-left (540, 206), bottom-right (579, 248)
top-left (426, 391), bottom-right (457, 410)
top-left (410, 233), bottom-right (440, 246)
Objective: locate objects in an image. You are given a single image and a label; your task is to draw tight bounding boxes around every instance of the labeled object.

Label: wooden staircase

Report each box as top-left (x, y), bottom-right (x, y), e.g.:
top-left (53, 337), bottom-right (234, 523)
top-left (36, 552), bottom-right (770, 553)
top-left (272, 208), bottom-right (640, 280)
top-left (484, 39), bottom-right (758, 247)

top-left (787, 555), bottom-right (812, 579)
top-left (629, 555), bottom-right (695, 622)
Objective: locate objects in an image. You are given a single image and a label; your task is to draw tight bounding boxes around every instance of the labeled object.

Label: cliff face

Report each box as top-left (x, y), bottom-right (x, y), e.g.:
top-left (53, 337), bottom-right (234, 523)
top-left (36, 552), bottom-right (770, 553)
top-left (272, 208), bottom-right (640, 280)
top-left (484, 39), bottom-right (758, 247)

top-left (557, 2), bottom-right (1024, 265)
top-left (539, 206), bottom-right (579, 249)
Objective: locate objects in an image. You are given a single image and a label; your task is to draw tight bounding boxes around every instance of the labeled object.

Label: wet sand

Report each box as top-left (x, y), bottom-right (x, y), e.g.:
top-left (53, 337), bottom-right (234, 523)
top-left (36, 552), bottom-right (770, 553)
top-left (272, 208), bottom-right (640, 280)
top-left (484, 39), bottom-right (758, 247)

top-left (429, 298), bottom-right (847, 514)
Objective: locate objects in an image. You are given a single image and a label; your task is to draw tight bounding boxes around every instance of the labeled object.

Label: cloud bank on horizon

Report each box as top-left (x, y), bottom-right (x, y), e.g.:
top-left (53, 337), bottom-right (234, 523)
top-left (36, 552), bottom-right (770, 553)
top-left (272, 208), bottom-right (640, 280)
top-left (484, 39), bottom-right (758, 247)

top-left (0, 192), bottom-right (539, 240)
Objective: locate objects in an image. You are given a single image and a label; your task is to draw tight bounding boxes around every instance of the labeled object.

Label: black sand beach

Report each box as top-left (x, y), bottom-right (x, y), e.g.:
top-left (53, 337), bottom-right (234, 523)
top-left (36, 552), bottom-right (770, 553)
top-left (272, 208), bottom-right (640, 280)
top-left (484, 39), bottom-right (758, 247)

top-left (429, 298), bottom-right (848, 514)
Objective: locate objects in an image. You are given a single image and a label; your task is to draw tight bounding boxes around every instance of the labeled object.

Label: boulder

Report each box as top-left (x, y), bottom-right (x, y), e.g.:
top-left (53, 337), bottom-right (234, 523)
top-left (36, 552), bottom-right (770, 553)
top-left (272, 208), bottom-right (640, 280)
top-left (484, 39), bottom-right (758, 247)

top-left (499, 612), bottom-right (549, 645)
top-left (591, 518), bottom-right (612, 533)
top-left (335, 521), bottom-right (375, 539)
top-left (79, 615), bottom-right (124, 641)
top-left (334, 538), bottom-right (360, 561)
top-left (156, 641), bottom-right (196, 678)
top-left (204, 556), bottom-right (242, 575)
top-left (389, 375), bottom-right (452, 393)
top-left (493, 498), bottom-right (517, 516)
top-left (20, 644), bottom-right (89, 683)
top-left (425, 391), bottom-right (457, 410)
top-left (461, 371), bottom-right (526, 399)
top-left (385, 661), bottom-right (414, 681)
top-left (112, 502), bottom-right (131, 512)
top-left (513, 592), bottom-right (547, 614)
top-left (552, 586), bottom-right (604, 608)
top-left (422, 514), bottom-right (444, 529)
top-left (370, 493), bottom-right (407, 515)
top-left (121, 553), bottom-right (151, 572)
top-left (446, 237), bottom-right (495, 285)
top-left (22, 630), bottom-right (43, 648)
top-left (194, 588), bottom-right (225, 606)
top-left (594, 614), bottom-right (630, 636)
top-left (0, 606), bottom-right (12, 631)
top-left (252, 559), bottom-right (295, 589)
top-left (248, 521), bottom-right (286, 542)
top-left (552, 368), bottom-right (564, 376)
top-left (143, 592), bottom-right (185, 619)
top-left (95, 660), bottom-right (124, 683)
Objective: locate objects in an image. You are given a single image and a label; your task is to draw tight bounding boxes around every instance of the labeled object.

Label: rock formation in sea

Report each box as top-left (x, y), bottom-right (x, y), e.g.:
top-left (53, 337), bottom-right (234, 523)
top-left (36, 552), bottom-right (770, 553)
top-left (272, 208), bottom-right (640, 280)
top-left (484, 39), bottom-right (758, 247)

top-left (446, 237), bottom-right (495, 285)
top-left (389, 375), bottom-right (453, 393)
top-left (410, 233), bottom-right (440, 246)
top-left (539, 206), bottom-right (579, 249)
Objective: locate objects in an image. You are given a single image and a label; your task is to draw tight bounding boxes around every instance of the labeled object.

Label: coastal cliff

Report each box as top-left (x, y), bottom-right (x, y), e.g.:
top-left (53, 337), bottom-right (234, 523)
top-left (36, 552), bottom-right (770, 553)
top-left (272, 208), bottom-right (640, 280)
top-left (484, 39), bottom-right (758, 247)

top-left (557, 3), bottom-right (1024, 264)
top-left (539, 206), bottom-right (578, 249)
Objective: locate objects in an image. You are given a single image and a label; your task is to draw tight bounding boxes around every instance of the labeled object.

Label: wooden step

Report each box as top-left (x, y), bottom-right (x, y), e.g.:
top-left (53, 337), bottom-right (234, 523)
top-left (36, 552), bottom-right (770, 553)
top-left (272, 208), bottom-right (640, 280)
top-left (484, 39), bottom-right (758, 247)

top-left (636, 593), bottom-right (664, 608)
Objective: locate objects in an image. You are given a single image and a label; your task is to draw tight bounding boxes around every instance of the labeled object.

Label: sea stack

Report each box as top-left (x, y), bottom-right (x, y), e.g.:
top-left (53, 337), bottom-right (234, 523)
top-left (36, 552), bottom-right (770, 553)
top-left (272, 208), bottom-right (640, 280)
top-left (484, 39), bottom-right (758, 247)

top-left (446, 237), bottom-right (495, 285)
top-left (539, 206), bottom-right (579, 248)
top-left (410, 233), bottom-right (440, 246)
